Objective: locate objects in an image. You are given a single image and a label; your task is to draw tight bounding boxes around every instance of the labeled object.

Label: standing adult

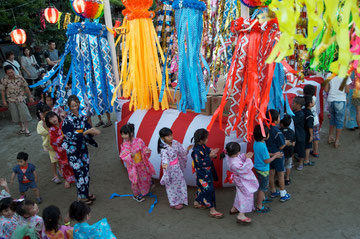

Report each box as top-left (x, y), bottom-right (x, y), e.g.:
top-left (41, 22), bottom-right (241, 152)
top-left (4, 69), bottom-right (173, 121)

top-left (352, 84), bottom-right (360, 135)
top-left (44, 40), bottom-right (60, 71)
top-left (21, 47), bottom-right (39, 86)
top-left (3, 51), bottom-right (21, 76)
top-left (324, 74), bottom-right (352, 148)
top-left (61, 95), bottom-right (100, 205)
top-left (1, 65), bottom-right (34, 136)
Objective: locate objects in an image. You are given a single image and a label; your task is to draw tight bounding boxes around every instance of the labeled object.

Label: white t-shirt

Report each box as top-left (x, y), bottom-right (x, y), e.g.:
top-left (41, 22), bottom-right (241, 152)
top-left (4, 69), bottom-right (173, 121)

top-left (311, 96), bottom-right (319, 126)
top-left (327, 75), bottom-right (351, 102)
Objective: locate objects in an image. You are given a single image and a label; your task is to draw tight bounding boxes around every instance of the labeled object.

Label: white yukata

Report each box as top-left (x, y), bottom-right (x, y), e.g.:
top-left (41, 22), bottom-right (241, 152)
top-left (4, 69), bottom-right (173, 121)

top-left (160, 140), bottom-right (188, 207)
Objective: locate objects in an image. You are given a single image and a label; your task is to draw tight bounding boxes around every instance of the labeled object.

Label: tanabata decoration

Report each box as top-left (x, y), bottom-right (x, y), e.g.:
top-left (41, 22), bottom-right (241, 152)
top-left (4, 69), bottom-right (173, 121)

top-left (172, 0), bottom-right (209, 113)
top-left (30, 22), bottom-right (117, 116)
top-left (44, 6), bottom-right (60, 24)
top-left (111, 0), bottom-right (170, 111)
top-left (207, 17), bottom-right (279, 141)
top-left (240, 0), bottom-right (271, 8)
top-left (10, 28), bottom-right (27, 45)
top-left (71, 0), bottom-right (104, 19)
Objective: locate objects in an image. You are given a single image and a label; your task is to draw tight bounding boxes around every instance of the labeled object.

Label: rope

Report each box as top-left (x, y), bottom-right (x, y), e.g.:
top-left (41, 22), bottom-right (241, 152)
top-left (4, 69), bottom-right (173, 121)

top-left (0, 0), bottom-right (38, 12)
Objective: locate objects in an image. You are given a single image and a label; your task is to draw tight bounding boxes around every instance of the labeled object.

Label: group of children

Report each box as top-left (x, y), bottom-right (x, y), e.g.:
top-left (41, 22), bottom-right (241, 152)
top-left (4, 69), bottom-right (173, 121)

top-left (0, 195), bottom-right (116, 238)
top-left (118, 84), bottom-right (320, 224)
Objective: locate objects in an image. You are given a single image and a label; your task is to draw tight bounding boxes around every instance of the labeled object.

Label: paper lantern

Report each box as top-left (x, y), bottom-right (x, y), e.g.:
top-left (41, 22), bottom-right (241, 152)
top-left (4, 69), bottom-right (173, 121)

top-left (71, 0), bottom-right (104, 19)
top-left (44, 7), bottom-right (60, 24)
top-left (10, 29), bottom-right (27, 45)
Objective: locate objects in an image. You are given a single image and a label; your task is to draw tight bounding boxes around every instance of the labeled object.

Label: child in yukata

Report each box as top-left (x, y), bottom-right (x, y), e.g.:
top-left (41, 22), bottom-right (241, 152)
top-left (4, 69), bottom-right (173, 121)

top-left (223, 142), bottom-right (258, 224)
top-left (69, 201), bottom-right (116, 239)
top-left (120, 123), bottom-right (156, 202)
top-left (158, 127), bottom-right (192, 210)
top-left (0, 197), bottom-right (18, 238)
top-left (42, 205), bottom-right (73, 239)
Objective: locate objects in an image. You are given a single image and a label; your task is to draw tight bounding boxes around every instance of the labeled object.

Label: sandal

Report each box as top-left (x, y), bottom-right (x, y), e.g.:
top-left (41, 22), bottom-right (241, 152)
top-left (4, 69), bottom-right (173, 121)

top-left (51, 177), bottom-right (61, 184)
top-left (334, 140), bottom-right (341, 148)
top-left (296, 165), bottom-right (304, 171)
top-left (64, 181), bottom-right (71, 189)
top-left (209, 212), bottom-right (224, 219)
top-left (95, 121), bottom-right (104, 127)
top-left (102, 121), bottom-right (112, 128)
top-left (17, 129), bottom-right (25, 135)
top-left (303, 161), bottom-right (315, 166)
top-left (229, 209), bottom-right (239, 215)
top-left (236, 217), bottom-right (251, 224)
top-left (328, 136), bottom-right (335, 144)
top-left (79, 198), bottom-right (93, 205)
top-left (25, 131), bottom-right (31, 137)
top-left (171, 204), bottom-right (184, 210)
top-left (193, 202), bottom-right (207, 209)
top-left (89, 194), bottom-right (96, 201)
top-left (255, 206), bottom-right (270, 213)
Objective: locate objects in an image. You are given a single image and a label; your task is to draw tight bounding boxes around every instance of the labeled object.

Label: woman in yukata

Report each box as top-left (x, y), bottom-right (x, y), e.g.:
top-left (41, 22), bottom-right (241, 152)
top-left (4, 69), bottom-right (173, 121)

top-left (46, 111), bottom-right (76, 189)
top-left (191, 128), bottom-right (223, 219)
top-left (158, 127), bottom-right (192, 210)
top-left (120, 123), bottom-right (156, 202)
top-left (61, 95), bottom-right (100, 205)
top-left (69, 201), bottom-right (116, 239)
top-left (222, 142), bottom-right (259, 224)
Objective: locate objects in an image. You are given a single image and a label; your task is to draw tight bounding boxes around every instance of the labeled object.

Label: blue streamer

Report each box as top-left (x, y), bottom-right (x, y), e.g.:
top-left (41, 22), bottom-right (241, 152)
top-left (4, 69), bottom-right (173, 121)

top-left (110, 193), bottom-right (158, 214)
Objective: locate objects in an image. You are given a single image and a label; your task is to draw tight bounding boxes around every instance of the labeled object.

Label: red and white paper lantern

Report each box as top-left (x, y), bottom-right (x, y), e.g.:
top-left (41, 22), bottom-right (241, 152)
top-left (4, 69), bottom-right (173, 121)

top-left (44, 7), bottom-right (60, 24)
top-left (10, 29), bottom-right (27, 45)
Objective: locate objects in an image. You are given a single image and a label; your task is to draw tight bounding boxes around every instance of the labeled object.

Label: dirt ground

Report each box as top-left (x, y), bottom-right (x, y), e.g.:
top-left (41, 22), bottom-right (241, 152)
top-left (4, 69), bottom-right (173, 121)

top-left (0, 108), bottom-right (360, 239)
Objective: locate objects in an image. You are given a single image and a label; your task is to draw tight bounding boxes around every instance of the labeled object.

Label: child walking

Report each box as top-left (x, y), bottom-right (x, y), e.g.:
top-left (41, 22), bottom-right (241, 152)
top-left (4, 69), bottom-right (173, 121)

top-left (266, 110), bottom-right (291, 202)
top-left (69, 201), bottom-right (116, 238)
top-left (158, 127), bottom-right (190, 210)
top-left (191, 129), bottom-right (223, 219)
top-left (37, 104), bottom-right (61, 184)
top-left (42, 205), bottom-right (73, 239)
top-left (303, 95), bottom-right (315, 167)
top-left (46, 111), bottom-right (76, 189)
top-left (0, 197), bottom-right (18, 238)
top-left (292, 96), bottom-right (306, 170)
top-left (280, 115), bottom-right (295, 185)
top-left (120, 123), bottom-right (156, 202)
top-left (223, 142), bottom-right (258, 224)
top-left (253, 125), bottom-right (283, 213)
top-left (10, 152), bottom-right (42, 204)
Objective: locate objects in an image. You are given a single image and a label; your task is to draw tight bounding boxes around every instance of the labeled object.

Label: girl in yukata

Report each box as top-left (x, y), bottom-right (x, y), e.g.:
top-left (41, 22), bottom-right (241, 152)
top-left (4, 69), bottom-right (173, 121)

top-left (120, 123), bottom-right (156, 202)
top-left (222, 142), bottom-right (259, 224)
top-left (191, 129), bottom-right (223, 219)
top-left (158, 127), bottom-right (192, 210)
top-left (42, 205), bottom-right (73, 239)
top-left (62, 95), bottom-right (101, 206)
top-left (0, 197), bottom-right (18, 239)
top-left (44, 92), bottom-right (67, 120)
top-left (69, 201), bottom-right (116, 239)
top-left (46, 111), bottom-right (76, 189)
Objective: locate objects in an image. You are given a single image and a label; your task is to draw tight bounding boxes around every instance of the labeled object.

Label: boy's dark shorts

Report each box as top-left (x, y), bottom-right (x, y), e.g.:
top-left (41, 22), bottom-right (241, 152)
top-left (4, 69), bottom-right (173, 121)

top-left (19, 181), bottom-right (37, 193)
top-left (270, 157), bottom-right (285, 172)
top-left (294, 141), bottom-right (306, 158)
top-left (256, 170), bottom-right (269, 192)
top-left (305, 141), bottom-right (313, 149)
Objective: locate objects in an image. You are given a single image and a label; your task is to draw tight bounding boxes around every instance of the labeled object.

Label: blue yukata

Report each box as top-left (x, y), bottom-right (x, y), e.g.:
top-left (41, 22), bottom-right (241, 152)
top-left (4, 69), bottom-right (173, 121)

top-left (73, 218), bottom-right (116, 239)
top-left (62, 112), bottom-right (98, 199)
top-left (191, 144), bottom-right (217, 208)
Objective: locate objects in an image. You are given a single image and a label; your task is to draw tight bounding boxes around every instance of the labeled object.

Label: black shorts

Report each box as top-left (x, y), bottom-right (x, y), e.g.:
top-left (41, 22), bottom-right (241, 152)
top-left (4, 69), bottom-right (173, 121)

top-left (270, 157), bottom-right (285, 172)
top-left (295, 141), bottom-right (305, 158)
top-left (305, 141), bottom-right (313, 149)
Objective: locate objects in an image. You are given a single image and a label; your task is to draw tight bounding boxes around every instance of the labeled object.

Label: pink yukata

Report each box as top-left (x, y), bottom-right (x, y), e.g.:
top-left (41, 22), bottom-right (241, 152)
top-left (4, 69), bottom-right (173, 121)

top-left (160, 140), bottom-right (188, 207)
top-left (120, 137), bottom-right (156, 196)
top-left (227, 154), bottom-right (259, 213)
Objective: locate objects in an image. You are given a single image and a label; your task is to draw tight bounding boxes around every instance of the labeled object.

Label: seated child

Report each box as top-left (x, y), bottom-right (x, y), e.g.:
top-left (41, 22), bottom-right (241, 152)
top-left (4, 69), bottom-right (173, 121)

top-left (42, 205), bottom-right (73, 239)
top-left (69, 201), bottom-right (116, 239)
top-left (10, 152), bottom-right (42, 204)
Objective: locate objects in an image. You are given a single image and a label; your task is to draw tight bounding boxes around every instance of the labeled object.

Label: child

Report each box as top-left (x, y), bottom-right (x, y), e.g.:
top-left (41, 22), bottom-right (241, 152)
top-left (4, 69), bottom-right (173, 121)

top-left (292, 96), bottom-right (306, 170)
top-left (12, 199), bottom-right (44, 238)
top-left (46, 111), bottom-right (76, 189)
top-left (223, 142), bottom-right (258, 224)
top-left (0, 197), bottom-right (18, 238)
top-left (158, 127), bottom-right (190, 210)
top-left (37, 104), bottom-right (61, 184)
top-left (265, 110), bottom-right (291, 202)
top-left (120, 123), bottom-right (156, 202)
top-left (191, 129), bottom-right (223, 219)
top-left (280, 115), bottom-right (295, 185)
top-left (303, 95), bottom-right (315, 167)
top-left (42, 205), bottom-right (73, 239)
top-left (10, 152), bottom-right (42, 204)
top-left (253, 125), bottom-right (283, 213)
top-left (0, 178), bottom-right (11, 200)
top-left (44, 92), bottom-right (66, 120)
top-left (69, 201), bottom-right (116, 238)
top-left (303, 85), bottom-right (320, 157)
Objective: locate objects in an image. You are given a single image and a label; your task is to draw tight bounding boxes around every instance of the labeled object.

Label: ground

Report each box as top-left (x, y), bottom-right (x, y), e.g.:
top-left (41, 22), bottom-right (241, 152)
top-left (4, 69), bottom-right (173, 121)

top-left (0, 109), bottom-right (359, 239)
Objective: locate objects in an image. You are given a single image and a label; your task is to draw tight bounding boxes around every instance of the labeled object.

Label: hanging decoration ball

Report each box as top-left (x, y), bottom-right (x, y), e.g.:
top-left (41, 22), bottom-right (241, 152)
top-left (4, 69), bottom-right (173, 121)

top-left (240, 0), bottom-right (271, 8)
top-left (10, 29), bottom-right (27, 45)
top-left (71, 0), bottom-right (104, 19)
top-left (121, 0), bottom-right (154, 20)
top-left (44, 7), bottom-right (60, 24)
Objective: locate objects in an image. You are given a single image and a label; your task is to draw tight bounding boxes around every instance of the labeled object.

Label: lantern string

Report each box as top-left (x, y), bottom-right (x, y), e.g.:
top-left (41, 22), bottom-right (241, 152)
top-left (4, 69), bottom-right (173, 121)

top-left (11, 9), bottom-right (17, 28)
top-left (0, 0), bottom-right (38, 12)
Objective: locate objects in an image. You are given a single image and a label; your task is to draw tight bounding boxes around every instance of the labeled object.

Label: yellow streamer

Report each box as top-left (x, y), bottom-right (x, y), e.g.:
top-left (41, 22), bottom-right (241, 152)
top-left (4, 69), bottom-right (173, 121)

top-left (63, 13), bottom-right (71, 30)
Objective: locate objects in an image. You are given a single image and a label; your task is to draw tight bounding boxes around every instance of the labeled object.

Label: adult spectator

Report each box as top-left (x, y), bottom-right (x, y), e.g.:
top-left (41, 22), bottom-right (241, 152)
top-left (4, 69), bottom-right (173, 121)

top-left (352, 87), bottom-right (360, 135)
top-left (44, 40), bottom-right (60, 71)
top-left (21, 47), bottom-right (39, 86)
top-left (3, 51), bottom-right (21, 76)
top-left (0, 65), bottom-right (34, 136)
top-left (324, 74), bottom-right (352, 148)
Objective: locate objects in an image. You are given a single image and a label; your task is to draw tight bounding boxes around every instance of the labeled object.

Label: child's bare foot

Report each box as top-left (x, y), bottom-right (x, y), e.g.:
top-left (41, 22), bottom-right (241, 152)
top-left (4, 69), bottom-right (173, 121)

top-left (193, 201), bottom-right (206, 209)
top-left (209, 208), bottom-right (224, 219)
top-left (64, 181), bottom-right (70, 189)
top-left (334, 140), bottom-right (341, 148)
top-left (328, 136), bottom-right (335, 144)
